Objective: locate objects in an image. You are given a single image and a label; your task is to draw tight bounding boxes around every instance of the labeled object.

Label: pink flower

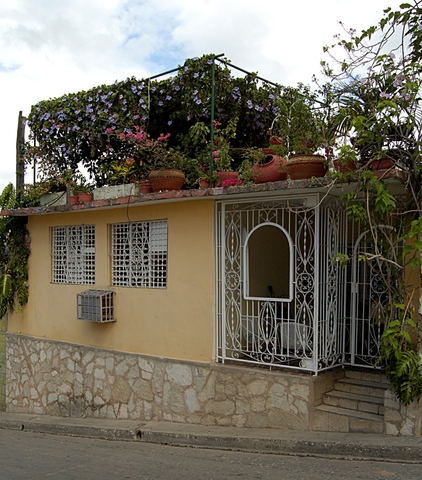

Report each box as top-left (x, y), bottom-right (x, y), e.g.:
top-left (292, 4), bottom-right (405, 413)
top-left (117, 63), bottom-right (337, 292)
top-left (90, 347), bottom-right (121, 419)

top-left (222, 178), bottom-right (243, 188)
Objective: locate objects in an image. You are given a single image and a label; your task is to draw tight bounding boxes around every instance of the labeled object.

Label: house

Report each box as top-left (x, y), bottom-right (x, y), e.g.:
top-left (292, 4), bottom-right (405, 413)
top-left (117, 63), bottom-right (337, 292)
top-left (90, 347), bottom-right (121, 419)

top-left (2, 175), bottom-right (419, 436)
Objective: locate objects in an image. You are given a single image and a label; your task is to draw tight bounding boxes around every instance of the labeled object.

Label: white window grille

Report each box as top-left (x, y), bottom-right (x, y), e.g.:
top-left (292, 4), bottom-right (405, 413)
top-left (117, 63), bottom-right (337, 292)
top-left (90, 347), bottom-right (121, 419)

top-left (111, 220), bottom-right (167, 288)
top-left (51, 225), bottom-right (95, 284)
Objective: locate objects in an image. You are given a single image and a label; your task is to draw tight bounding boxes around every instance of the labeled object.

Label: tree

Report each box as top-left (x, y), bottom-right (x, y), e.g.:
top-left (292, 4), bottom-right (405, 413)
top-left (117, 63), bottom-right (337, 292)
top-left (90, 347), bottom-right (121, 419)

top-left (322, 1), bottom-right (422, 405)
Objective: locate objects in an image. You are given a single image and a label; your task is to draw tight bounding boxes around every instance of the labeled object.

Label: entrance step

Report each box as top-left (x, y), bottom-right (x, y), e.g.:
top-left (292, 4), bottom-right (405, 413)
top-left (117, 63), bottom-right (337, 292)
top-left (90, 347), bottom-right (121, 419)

top-left (313, 369), bottom-right (389, 434)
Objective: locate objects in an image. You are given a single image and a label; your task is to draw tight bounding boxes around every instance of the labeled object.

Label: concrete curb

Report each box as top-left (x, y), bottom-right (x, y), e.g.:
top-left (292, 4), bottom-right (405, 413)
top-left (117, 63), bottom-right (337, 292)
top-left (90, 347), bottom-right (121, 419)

top-left (0, 413), bottom-right (140, 441)
top-left (1, 413), bottom-right (422, 463)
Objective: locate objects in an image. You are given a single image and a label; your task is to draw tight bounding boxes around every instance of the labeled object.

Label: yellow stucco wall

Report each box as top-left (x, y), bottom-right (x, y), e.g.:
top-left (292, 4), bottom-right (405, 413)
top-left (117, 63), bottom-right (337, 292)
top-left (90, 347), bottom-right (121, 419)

top-left (7, 199), bottom-right (216, 362)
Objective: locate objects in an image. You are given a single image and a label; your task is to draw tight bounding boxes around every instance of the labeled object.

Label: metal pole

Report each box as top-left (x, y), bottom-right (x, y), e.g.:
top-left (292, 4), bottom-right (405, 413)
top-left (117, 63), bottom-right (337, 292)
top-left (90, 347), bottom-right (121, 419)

top-left (209, 53), bottom-right (225, 183)
top-left (33, 136), bottom-right (36, 184)
top-left (15, 111), bottom-right (25, 191)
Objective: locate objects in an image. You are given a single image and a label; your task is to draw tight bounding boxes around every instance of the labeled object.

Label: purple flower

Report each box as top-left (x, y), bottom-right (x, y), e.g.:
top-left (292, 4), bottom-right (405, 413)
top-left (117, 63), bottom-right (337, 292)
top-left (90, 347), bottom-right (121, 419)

top-left (247, 100), bottom-right (253, 109)
top-left (394, 74), bottom-right (403, 87)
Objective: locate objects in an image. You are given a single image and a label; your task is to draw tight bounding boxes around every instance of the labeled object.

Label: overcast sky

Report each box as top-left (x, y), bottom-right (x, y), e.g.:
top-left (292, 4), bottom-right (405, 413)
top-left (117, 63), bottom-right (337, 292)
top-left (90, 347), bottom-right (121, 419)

top-left (0, 0), bottom-right (405, 191)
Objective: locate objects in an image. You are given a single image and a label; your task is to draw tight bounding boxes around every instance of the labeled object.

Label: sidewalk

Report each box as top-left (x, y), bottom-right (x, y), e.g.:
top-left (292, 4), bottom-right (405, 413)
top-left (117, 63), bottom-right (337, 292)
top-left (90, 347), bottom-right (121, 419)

top-left (1, 412), bottom-right (421, 463)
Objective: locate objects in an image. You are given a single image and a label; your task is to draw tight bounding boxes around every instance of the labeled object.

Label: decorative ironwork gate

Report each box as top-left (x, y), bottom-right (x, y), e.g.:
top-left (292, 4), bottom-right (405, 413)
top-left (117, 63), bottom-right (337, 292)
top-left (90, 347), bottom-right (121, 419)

top-left (216, 193), bottom-right (395, 374)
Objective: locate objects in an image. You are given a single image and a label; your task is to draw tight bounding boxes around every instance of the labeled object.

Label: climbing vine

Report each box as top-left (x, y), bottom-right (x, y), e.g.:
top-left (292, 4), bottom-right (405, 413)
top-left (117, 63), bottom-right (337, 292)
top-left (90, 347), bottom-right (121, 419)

top-left (0, 184), bottom-right (30, 318)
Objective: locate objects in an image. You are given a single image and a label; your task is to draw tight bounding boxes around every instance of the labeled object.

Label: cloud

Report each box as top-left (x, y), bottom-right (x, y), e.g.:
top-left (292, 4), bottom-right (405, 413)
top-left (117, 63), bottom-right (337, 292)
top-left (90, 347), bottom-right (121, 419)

top-left (0, 0), bottom-right (407, 192)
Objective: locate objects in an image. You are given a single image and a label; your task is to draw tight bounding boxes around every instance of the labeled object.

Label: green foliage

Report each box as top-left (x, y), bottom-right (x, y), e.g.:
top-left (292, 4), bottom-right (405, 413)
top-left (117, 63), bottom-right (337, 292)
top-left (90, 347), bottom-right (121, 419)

top-left (325, 1), bottom-right (422, 407)
top-left (270, 85), bottom-right (325, 156)
top-left (25, 54), bottom-right (283, 188)
top-left (376, 310), bottom-right (422, 406)
top-left (0, 184), bottom-right (30, 317)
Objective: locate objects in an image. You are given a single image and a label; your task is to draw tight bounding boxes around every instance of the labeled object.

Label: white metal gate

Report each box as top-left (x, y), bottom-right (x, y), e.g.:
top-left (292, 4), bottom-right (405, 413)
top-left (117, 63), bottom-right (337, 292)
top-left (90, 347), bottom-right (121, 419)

top-left (216, 194), bottom-right (395, 373)
top-left (348, 228), bottom-right (395, 367)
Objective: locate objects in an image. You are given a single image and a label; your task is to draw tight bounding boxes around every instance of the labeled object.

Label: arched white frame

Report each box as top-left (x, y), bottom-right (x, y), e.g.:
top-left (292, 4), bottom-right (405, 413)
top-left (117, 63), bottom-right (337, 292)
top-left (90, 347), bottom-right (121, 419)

top-left (243, 222), bottom-right (294, 302)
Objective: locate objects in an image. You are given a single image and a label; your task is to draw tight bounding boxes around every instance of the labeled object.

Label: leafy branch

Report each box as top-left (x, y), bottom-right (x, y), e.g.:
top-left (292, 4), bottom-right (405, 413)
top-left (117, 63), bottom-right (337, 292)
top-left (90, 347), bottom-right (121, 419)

top-left (0, 184), bottom-right (30, 317)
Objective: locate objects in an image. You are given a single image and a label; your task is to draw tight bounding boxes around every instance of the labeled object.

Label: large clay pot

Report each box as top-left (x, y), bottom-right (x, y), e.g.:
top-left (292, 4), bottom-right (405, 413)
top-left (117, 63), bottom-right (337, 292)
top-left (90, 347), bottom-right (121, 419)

top-left (252, 155), bottom-right (287, 183)
top-left (372, 158), bottom-right (394, 171)
top-left (333, 159), bottom-right (356, 173)
top-left (215, 171), bottom-right (239, 187)
top-left (148, 169), bottom-right (185, 192)
top-left (287, 154), bottom-right (328, 180)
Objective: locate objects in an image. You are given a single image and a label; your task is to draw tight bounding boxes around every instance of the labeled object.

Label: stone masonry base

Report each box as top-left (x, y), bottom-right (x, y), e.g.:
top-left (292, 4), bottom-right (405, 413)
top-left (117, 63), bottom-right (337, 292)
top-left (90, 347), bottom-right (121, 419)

top-left (6, 334), bottom-right (316, 430)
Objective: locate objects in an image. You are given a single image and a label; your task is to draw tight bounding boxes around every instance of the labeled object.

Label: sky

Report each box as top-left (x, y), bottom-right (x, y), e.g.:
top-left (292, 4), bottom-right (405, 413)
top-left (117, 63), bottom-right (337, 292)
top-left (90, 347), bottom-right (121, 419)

top-left (0, 0), bottom-right (405, 191)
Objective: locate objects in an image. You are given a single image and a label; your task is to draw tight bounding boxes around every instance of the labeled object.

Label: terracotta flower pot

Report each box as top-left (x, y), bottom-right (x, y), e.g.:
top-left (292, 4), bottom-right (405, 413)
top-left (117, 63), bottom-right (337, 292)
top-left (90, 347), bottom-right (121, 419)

top-left (139, 180), bottom-right (153, 194)
top-left (215, 171), bottom-right (238, 187)
top-left (286, 154), bottom-right (328, 180)
top-left (68, 195), bottom-right (78, 204)
top-left (262, 147), bottom-right (274, 155)
top-left (252, 155), bottom-right (287, 184)
top-left (148, 169), bottom-right (185, 192)
top-left (372, 158), bottom-right (394, 170)
top-left (333, 159), bottom-right (356, 173)
top-left (199, 179), bottom-right (217, 189)
top-left (77, 193), bottom-right (93, 202)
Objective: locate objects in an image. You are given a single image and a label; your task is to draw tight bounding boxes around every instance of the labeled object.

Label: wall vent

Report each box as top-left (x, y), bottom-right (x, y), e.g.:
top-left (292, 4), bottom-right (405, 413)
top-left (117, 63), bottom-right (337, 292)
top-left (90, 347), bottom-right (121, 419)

top-left (77, 290), bottom-right (115, 323)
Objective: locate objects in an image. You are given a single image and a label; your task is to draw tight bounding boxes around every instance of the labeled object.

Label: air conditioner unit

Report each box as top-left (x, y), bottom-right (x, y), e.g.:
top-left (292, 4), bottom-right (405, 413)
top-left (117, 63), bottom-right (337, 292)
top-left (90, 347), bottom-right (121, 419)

top-left (77, 290), bottom-right (115, 323)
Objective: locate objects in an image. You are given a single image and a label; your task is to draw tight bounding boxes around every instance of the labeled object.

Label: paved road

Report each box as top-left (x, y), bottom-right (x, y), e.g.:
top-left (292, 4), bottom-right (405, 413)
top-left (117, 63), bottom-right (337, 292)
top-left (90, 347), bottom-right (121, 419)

top-left (1, 429), bottom-right (421, 480)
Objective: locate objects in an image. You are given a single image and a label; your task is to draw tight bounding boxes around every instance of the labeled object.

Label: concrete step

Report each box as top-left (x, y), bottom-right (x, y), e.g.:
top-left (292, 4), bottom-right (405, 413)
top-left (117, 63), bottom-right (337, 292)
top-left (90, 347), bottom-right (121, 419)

top-left (334, 377), bottom-right (389, 398)
top-left (314, 404), bottom-right (384, 434)
top-left (314, 369), bottom-right (388, 433)
top-left (344, 369), bottom-right (389, 385)
top-left (323, 390), bottom-right (384, 415)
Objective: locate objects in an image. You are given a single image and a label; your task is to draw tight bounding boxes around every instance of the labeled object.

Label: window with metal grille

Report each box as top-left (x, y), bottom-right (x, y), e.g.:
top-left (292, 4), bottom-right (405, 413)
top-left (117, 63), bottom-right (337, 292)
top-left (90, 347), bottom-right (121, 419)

top-left (111, 220), bottom-right (167, 288)
top-left (51, 225), bottom-right (95, 284)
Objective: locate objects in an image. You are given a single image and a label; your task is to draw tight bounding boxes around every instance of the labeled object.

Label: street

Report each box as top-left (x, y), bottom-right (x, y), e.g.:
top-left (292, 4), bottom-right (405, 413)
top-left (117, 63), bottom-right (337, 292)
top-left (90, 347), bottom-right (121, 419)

top-left (0, 429), bottom-right (421, 479)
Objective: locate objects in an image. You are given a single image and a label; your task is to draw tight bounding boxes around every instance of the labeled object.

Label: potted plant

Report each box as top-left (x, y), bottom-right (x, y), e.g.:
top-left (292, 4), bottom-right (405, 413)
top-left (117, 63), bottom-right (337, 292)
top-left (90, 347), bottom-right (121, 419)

top-left (241, 147), bottom-right (287, 184)
top-left (144, 133), bottom-right (186, 192)
top-left (189, 119), bottom-right (239, 186)
top-left (198, 159), bottom-right (218, 188)
top-left (112, 128), bottom-right (186, 192)
top-left (139, 179), bottom-right (153, 194)
top-left (211, 119), bottom-right (239, 186)
top-left (333, 145), bottom-right (359, 173)
top-left (73, 182), bottom-right (93, 202)
top-left (271, 86), bottom-right (328, 180)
